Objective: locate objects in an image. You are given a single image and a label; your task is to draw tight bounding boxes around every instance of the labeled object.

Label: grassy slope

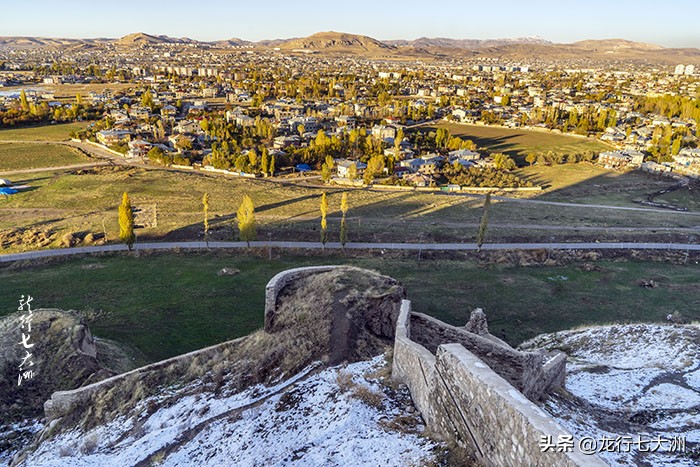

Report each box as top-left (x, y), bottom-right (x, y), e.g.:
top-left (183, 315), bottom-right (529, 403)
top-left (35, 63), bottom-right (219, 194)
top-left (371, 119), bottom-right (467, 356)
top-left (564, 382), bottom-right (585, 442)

top-left (0, 251), bottom-right (697, 363)
top-left (433, 122), bottom-right (610, 163)
top-left (0, 143), bottom-right (90, 171)
top-left (2, 165), bottom-right (695, 252)
top-left (516, 164), bottom-right (674, 206)
top-left (0, 122), bottom-right (88, 142)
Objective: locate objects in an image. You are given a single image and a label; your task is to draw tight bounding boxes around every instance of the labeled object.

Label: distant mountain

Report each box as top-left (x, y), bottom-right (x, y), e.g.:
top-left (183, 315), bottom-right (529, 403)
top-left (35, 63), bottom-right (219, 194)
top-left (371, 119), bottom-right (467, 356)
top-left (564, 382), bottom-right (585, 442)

top-left (386, 36), bottom-right (553, 49)
top-left (570, 39), bottom-right (665, 51)
top-left (115, 32), bottom-right (197, 46)
top-left (277, 31), bottom-right (395, 54)
top-left (211, 38), bottom-right (253, 47)
top-left (0, 36), bottom-right (105, 48)
top-left (1, 32), bottom-right (699, 64)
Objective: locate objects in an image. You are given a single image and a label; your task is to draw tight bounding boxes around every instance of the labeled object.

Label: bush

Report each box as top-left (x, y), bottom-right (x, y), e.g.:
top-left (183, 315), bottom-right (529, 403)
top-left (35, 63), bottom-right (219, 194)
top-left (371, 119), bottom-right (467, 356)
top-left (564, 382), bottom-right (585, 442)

top-left (445, 166), bottom-right (534, 188)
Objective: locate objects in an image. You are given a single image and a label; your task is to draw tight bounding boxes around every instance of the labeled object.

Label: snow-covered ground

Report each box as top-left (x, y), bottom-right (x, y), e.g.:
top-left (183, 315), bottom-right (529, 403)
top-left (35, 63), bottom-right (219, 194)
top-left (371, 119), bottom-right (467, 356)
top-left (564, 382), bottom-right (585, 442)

top-left (20, 356), bottom-right (439, 466)
top-left (0, 419), bottom-right (43, 466)
top-left (523, 323), bottom-right (700, 467)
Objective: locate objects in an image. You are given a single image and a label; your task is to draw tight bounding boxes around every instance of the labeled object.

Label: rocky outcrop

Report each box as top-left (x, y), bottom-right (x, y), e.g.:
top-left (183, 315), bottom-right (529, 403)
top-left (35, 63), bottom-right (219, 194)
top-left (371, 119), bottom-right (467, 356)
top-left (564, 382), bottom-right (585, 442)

top-left (0, 309), bottom-right (111, 424)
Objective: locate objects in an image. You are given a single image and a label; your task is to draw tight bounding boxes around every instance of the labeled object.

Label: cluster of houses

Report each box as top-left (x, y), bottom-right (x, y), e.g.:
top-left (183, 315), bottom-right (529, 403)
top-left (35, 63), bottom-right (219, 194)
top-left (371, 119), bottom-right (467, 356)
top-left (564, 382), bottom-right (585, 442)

top-left (3, 39), bottom-right (699, 184)
top-left (597, 147), bottom-right (700, 178)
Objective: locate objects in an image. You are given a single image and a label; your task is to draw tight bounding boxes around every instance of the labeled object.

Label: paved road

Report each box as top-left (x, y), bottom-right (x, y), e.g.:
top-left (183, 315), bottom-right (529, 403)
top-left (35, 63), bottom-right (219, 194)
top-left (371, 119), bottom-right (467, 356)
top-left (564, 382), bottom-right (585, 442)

top-left (2, 240), bottom-right (699, 263)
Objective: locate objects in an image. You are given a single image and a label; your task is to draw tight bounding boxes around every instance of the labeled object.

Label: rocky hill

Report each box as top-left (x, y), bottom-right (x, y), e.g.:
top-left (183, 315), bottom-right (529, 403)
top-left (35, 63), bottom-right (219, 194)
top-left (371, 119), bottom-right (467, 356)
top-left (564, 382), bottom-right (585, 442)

top-left (0, 309), bottom-right (133, 462)
top-left (386, 36), bottom-right (553, 49)
top-left (571, 38), bottom-right (665, 51)
top-left (115, 33), bottom-right (198, 47)
top-left (277, 31), bottom-right (396, 54)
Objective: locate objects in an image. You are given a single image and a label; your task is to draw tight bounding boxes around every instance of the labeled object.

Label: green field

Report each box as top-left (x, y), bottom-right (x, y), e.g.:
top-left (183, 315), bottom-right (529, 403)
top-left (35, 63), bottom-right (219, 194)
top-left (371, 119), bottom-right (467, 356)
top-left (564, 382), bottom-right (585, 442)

top-left (0, 143), bottom-right (91, 171)
top-left (433, 122), bottom-right (611, 164)
top-left (654, 187), bottom-right (700, 211)
top-left (0, 122), bottom-right (89, 142)
top-left (0, 251), bottom-right (697, 363)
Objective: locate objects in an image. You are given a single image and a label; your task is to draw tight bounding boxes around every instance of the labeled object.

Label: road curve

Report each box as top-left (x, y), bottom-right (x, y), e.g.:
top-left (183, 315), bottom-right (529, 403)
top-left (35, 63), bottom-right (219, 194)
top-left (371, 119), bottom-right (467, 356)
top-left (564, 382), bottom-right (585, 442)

top-left (1, 240), bottom-right (699, 263)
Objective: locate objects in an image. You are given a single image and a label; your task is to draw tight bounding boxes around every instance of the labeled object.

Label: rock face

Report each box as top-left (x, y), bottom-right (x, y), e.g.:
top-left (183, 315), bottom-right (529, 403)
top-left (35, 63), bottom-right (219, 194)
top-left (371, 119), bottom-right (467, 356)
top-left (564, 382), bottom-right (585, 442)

top-left (0, 309), bottom-right (111, 424)
top-left (464, 308), bottom-right (489, 335)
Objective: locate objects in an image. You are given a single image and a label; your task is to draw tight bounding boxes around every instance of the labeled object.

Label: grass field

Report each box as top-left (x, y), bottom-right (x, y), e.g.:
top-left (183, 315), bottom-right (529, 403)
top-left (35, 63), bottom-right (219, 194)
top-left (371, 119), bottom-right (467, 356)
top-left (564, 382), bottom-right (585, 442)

top-left (46, 83), bottom-right (134, 100)
top-left (0, 251), bottom-right (697, 363)
top-left (432, 122), bottom-right (611, 164)
top-left (1, 164), bottom-right (698, 253)
top-left (516, 164), bottom-right (673, 206)
top-left (654, 187), bottom-right (700, 211)
top-left (0, 122), bottom-right (89, 142)
top-left (0, 143), bottom-right (91, 171)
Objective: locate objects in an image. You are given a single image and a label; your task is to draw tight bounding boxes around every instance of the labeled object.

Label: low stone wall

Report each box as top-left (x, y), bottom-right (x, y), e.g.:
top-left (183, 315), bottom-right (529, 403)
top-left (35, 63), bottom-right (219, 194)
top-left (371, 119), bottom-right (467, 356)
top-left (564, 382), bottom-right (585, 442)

top-left (84, 140), bottom-right (128, 158)
top-left (392, 301), bottom-right (437, 426)
top-left (392, 300), bottom-right (605, 466)
top-left (44, 336), bottom-right (246, 420)
top-left (432, 344), bottom-right (605, 466)
top-left (263, 265), bottom-right (341, 332)
top-left (409, 312), bottom-right (562, 400)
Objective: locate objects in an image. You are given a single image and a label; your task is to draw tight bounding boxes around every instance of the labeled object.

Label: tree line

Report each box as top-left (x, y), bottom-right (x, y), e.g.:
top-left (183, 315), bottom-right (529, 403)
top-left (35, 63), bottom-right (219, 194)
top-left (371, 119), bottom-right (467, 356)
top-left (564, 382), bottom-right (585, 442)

top-left (118, 191), bottom-right (353, 250)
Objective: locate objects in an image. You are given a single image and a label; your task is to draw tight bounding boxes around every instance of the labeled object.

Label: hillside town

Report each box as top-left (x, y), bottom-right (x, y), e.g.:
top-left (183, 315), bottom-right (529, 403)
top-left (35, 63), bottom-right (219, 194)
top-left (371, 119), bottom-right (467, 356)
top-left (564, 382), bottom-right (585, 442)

top-left (2, 10), bottom-right (700, 466)
top-left (1, 34), bottom-right (700, 188)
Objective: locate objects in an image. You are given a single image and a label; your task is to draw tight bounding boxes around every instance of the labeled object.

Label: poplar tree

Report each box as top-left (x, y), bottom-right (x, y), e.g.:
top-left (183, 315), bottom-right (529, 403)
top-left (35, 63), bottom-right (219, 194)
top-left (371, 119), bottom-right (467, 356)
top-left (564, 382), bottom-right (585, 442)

top-left (395, 128), bottom-right (404, 151)
top-left (476, 193), bottom-right (491, 251)
top-left (19, 90), bottom-right (29, 112)
top-left (269, 155), bottom-right (276, 176)
top-left (320, 192), bottom-right (328, 247)
top-left (260, 147), bottom-right (269, 176)
top-left (118, 192), bottom-right (135, 251)
top-left (348, 163), bottom-right (357, 181)
top-left (340, 192), bottom-right (349, 248)
top-left (237, 195), bottom-right (256, 246)
top-left (321, 163), bottom-right (332, 183)
top-left (202, 193), bottom-right (210, 245)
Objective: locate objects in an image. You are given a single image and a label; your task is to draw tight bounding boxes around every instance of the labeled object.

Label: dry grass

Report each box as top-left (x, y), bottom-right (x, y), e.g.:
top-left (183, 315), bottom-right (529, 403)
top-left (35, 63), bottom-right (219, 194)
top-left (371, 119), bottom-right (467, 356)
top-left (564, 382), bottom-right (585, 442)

top-left (0, 142), bottom-right (91, 171)
top-left (335, 369), bottom-right (384, 408)
top-left (351, 384), bottom-right (384, 409)
top-left (335, 371), bottom-right (355, 392)
top-left (0, 122), bottom-right (89, 142)
top-left (433, 122), bottom-right (610, 163)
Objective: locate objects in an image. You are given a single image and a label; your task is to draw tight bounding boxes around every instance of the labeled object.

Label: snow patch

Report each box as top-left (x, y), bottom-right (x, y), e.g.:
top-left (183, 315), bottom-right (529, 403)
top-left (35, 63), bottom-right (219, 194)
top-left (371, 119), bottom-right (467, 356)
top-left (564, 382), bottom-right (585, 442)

top-left (22, 357), bottom-right (438, 466)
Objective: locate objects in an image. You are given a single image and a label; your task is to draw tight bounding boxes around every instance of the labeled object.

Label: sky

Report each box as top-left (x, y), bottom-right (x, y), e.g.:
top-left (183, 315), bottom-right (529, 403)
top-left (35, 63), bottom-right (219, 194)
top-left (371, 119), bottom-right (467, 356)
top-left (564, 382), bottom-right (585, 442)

top-left (2, 0), bottom-right (699, 48)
